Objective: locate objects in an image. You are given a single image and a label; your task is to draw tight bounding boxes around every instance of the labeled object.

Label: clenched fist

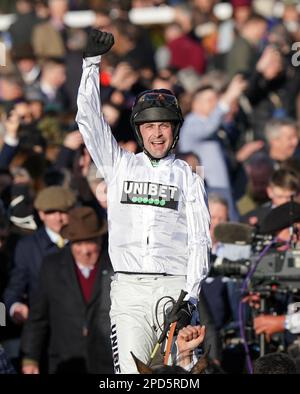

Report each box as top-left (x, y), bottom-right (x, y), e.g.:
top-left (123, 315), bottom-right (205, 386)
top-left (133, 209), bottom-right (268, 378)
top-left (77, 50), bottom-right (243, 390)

top-left (83, 30), bottom-right (114, 58)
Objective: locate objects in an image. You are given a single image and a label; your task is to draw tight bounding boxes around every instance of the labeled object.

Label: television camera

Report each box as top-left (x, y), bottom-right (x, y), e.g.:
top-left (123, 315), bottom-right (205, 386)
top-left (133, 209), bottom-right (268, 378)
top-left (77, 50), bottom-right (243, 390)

top-left (212, 199), bottom-right (300, 292)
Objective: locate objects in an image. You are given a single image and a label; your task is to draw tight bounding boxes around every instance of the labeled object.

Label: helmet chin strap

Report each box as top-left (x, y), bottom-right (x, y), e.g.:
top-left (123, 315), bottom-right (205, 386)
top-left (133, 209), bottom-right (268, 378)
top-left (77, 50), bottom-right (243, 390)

top-left (142, 140), bottom-right (176, 162)
top-left (143, 147), bottom-right (167, 162)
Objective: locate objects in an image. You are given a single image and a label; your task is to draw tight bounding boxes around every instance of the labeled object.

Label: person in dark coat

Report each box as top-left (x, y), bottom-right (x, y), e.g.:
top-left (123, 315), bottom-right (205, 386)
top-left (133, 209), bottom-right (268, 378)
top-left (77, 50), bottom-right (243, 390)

top-left (0, 346), bottom-right (15, 374)
top-left (0, 214), bottom-right (10, 299)
top-left (8, 0), bottom-right (40, 50)
top-left (4, 186), bottom-right (76, 323)
top-left (21, 206), bottom-right (113, 374)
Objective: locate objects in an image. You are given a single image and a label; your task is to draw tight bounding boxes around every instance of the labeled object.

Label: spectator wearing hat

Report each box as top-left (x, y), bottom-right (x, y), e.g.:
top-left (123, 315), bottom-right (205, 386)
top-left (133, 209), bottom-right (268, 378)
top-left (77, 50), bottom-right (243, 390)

top-left (12, 44), bottom-right (41, 98)
top-left (12, 44), bottom-right (40, 83)
top-left (3, 186), bottom-right (76, 325)
top-left (231, 0), bottom-right (253, 30)
top-left (21, 206), bottom-right (113, 374)
top-left (5, 183), bottom-right (38, 264)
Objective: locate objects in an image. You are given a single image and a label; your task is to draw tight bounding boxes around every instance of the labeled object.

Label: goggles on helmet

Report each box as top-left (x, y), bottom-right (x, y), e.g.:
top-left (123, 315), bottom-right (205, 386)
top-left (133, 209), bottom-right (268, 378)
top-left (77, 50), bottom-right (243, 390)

top-left (135, 90), bottom-right (179, 108)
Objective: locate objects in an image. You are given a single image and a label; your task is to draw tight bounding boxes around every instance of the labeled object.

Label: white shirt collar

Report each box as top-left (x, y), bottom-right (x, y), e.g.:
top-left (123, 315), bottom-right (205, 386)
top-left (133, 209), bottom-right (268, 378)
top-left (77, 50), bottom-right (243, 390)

top-left (45, 226), bottom-right (67, 245)
top-left (40, 81), bottom-right (56, 100)
top-left (75, 262), bottom-right (95, 279)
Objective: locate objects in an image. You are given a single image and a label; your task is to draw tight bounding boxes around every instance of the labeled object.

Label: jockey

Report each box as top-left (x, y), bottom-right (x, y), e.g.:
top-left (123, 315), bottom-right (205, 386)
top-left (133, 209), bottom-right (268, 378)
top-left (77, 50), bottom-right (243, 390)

top-left (76, 29), bottom-right (211, 373)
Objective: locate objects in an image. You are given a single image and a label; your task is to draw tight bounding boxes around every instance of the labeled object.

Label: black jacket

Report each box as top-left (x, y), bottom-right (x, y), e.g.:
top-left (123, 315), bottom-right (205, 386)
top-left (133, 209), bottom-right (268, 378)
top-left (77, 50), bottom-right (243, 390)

top-left (4, 227), bottom-right (60, 311)
top-left (21, 246), bottom-right (113, 374)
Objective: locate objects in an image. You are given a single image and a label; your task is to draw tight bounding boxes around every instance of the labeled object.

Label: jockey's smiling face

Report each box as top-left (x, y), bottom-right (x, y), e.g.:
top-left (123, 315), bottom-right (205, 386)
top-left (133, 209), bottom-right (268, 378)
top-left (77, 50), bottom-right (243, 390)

top-left (139, 122), bottom-right (173, 159)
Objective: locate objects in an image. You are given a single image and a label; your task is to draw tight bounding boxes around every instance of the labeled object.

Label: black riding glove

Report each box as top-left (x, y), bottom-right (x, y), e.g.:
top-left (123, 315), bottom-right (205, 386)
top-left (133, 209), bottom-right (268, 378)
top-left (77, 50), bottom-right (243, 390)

top-left (165, 299), bottom-right (199, 334)
top-left (83, 29), bottom-right (114, 58)
top-left (174, 300), bottom-right (198, 331)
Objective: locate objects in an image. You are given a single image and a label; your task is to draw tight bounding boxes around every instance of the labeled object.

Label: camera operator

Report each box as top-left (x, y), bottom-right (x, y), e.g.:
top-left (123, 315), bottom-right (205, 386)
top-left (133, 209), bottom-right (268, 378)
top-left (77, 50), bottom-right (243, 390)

top-left (251, 203), bottom-right (300, 341)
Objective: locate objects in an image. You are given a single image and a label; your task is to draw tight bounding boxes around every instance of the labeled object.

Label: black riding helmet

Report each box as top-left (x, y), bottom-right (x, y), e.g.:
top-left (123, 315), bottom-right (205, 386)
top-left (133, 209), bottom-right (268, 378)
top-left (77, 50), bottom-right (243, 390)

top-left (130, 89), bottom-right (183, 159)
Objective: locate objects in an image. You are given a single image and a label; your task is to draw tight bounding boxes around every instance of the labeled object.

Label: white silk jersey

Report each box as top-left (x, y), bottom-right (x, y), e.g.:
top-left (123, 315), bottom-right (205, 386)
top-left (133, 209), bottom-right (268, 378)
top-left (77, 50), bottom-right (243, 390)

top-left (76, 55), bottom-right (211, 299)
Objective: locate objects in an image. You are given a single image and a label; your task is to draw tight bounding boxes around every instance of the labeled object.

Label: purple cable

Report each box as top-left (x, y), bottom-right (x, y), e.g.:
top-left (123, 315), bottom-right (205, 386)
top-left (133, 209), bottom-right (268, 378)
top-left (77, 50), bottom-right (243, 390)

top-left (238, 238), bottom-right (279, 374)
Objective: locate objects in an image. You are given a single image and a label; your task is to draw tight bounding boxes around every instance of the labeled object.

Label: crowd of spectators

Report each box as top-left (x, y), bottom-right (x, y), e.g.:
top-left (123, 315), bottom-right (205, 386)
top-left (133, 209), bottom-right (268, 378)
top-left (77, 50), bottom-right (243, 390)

top-left (1, 0), bottom-right (300, 374)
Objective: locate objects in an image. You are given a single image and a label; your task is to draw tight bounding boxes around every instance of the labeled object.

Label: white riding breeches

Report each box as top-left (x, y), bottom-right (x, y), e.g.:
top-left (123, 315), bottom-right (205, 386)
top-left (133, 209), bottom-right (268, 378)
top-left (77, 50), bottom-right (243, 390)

top-left (110, 273), bottom-right (186, 374)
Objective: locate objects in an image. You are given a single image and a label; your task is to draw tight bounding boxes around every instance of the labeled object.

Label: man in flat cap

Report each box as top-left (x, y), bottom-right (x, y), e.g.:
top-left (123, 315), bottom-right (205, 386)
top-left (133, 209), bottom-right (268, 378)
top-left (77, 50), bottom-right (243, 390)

top-left (4, 186), bottom-right (76, 326)
top-left (21, 206), bottom-right (113, 374)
